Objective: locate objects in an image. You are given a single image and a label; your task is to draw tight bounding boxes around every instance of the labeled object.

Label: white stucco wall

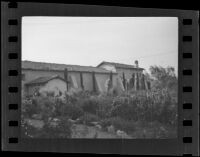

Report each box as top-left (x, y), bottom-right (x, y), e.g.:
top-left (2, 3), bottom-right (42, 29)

top-left (39, 78), bottom-right (67, 96)
top-left (22, 68), bottom-right (127, 96)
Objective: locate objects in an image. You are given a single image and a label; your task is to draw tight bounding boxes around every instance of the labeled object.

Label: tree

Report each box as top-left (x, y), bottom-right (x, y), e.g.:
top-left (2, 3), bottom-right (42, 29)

top-left (149, 66), bottom-right (178, 93)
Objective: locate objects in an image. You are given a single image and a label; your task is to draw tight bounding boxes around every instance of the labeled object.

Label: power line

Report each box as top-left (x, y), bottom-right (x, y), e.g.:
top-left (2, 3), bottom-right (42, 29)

top-left (136, 51), bottom-right (177, 59)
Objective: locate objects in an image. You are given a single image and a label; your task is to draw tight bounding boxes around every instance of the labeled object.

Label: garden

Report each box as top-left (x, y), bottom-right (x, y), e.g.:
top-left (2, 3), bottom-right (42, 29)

top-left (21, 66), bottom-right (178, 139)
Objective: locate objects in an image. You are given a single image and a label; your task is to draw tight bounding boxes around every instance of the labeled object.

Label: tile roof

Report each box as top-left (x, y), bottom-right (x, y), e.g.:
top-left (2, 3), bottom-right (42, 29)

top-left (22, 60), bottom-right (116, 74)
top-left (97, 61), bottom-right (144, 70)
top-left (25, 75), bottom-right (65, 85)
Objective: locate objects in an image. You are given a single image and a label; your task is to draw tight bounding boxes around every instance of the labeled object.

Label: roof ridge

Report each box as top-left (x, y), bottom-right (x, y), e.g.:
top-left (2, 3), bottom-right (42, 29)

top-left (25, 75), bottom-right (65, 85)
top-left (22, 60), bottom-right (101, 68)
top-left (22, 60), bottom-right (117, 73)
top-left (97, 61), bottom-right (144, 70)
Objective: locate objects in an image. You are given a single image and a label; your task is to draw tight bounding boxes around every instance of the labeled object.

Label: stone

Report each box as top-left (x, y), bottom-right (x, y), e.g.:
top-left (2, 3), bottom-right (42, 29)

top-left (49, 121), bottom-right (58, 128)
top-left (116, 130), bottom-right (128, 138)
top-left (107, 125), bottom-right (115, 133)
top-left (90, 121), bottom-right (99, 126)
top-left (32, 114), bottom-right (42, 120)
top-left (68, 118), bottom-right (76, 123)
top-left (25, 119), bottom-right (45, 129)
top-left (95, 124), bottom-right (102, 130)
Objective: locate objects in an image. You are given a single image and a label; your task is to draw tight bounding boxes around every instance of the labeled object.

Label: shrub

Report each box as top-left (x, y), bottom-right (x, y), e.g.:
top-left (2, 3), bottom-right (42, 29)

top-left (22, 98), bottom-right (38, 117)
top-left (21, 118), bottom-right (37, 138)
top-left (60, 104), bottom-right (84, 120)
top-left (32, 96), bottom-right (56, 121)
top-left (95, 95), bottom-right (114, 118)
top-left (158, 102), bottom-right (177, 125)
top-left (39, 117), bottom-right (72, 138)
top-left (101, 117), bottom-right (136, 133)
top-left (73, 91), bottom-right (92, 99)
top-left (78, 95), bottom-right (114, 119)
top-left (110, 101), bottom-right (138, 121)
top-left (80, 113), bottom-right (99, 125)
top-left (21, 114), bottom-right (72, 138)
top-left (79, 98), bottom-right (100, 114)
top-left (63, 93), bottom-right (78, 105)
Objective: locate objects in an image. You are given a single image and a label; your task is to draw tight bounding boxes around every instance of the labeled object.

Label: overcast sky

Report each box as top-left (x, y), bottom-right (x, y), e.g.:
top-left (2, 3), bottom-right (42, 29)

top-left (22, 17), bottom-right (178, 74)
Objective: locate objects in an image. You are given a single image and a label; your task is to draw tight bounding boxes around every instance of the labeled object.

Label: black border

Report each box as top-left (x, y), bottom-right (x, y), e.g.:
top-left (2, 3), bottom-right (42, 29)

top-left (1, 2), bottom-right (199, 155)
top-left (3, 0), bottom-right (200, 10)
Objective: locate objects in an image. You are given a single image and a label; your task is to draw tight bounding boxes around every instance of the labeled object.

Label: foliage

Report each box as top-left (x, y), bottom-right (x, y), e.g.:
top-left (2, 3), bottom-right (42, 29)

top-left (101, 117), bottom-right (136, 133)
top-left (109, 90), bottom-right (177, 125)
top-left (94, 95), bottom-right (114, 118)
top-left (21, 117), bottom-right (72, 138)
top-left (79, 113), bottom-right (100, 125)
top-left (79, 97), bottom-right (100, 114)
top-left (40, 117), bottom-right (72, 138)
top-left (22, 98), bottom-right (38, 117)
top-left (149, 66), bottom-right (178, 95)
top-left (21, 65), bottom-right (178, 138)
top-left (60, 104), bottom-right (84, 120)
top-left (32, 96), bottom-right (56, 121)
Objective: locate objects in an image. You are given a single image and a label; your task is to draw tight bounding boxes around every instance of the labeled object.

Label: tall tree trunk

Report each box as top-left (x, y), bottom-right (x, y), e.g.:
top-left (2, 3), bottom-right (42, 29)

top-left (64, 68), bottom-right (68, 91)
top-left (80, 72), bottom-right (84, 90)
top-left (92, 71), bottom-right (96, 92)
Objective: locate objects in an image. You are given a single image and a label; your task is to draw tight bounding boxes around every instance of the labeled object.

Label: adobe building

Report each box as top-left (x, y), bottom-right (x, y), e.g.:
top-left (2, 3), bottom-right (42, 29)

top-left (22, 61), bottom-right (123, 97)
top-left (97, 60), bottom-right (150, 90)
top-left (24, 75), bottom-right (67, 97)
top-left (22, 60), bottom-right (150, 97)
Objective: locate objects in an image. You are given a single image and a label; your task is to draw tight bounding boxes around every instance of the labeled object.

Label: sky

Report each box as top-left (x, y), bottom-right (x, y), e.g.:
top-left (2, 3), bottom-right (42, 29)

top-left (22, 17), bottom-right (178, 75)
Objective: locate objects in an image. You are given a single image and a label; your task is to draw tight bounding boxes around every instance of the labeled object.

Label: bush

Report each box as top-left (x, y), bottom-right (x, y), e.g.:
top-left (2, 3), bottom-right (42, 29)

top-left (21, 118), bottom-right (38, 138)
top-left (109, 90), bottom-right (177, 125)
top-left (22, 98), bottom-right (38, 117)
top-left (95, 95), bottom-right (114, 118)
top-left (110, 97), bottom-right (138, 121)
top-left (39, 117), bottom-right (72, 138)
top-left (158, 102), bottom-right (177, 125)
top-left (79, 98), bottom-right (100, 114)
top-left (60, 104), bottom-right (84, 120)
top-left (43, 117), bottom-right (72, 138)
top-left (80, 113), bottom-right (100, 125)
top-left (22, 96), bottom-right (58, 119)
top-left (77, 95), bottom-right (114, 118)
top-left (63, 93), bottom-right (78, 105)
top-left (101, 117), bottom-right (136, 133)
top-left (73, 91), bottom-right (93, 99)
top-left (21, 116), bottom-right (72, 138)
top-left (32, 96), bottom-right (56, 121)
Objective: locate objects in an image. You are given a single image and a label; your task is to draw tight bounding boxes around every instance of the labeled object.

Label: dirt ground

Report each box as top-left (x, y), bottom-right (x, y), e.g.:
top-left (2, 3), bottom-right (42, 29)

top-left (23, 119), bottom-right (176, 139)
top-left (71, 124), bottom-right (132, 139)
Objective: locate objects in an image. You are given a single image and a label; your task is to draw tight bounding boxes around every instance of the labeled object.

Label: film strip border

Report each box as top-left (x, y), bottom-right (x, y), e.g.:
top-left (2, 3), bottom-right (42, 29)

top-left (2, 2), bottom-right (199, 155)
top-left (180, 15), bottom-right (199, 156)
top-left (181, 18), bottom-right (193, 156)
top-left (2, 2), bottom-right (20, 148)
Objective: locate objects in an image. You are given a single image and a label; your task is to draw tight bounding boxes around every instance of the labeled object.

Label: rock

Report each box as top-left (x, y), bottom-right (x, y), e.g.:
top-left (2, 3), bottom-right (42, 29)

top-left (68, 118), bottom-right (76, 123)
top-left (48, 117), bottom-right (53, 121)
top-left (49, 121), bottom-right (58, 128)
top-left (25, 119), bottom-right (44, 129)
top-left (75, 118), bottom-right (82, 124)
top-left (95, 124), bottom-right (102, 130)
top-left (116, 130), bottom-right (128, 138)
top-left (32, 114), bottom-right (42, 120)
top-left (48, 118), bottom-right (61, 128)
top-left (107, 125), bottom-right (115, 133)
top-left (90, 121), bottom-right (99, 126)
top-left (52, 118), bottom-right (60, 122)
